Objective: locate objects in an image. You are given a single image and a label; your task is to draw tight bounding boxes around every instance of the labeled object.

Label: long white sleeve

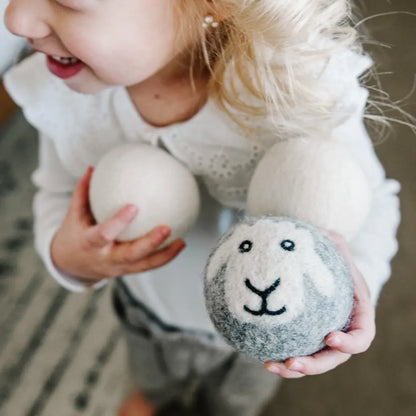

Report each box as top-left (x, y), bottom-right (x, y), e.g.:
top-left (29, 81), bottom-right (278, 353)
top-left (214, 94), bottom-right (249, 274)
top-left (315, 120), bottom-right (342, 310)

top-left (31, 133), bottom-right (107, 292)
top-left (332, 84), bottom-right (401, 306)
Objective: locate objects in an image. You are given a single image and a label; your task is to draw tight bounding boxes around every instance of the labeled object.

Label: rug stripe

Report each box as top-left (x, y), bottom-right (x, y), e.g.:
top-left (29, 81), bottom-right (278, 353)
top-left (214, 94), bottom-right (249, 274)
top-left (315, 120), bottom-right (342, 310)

top-left (24, 289), bottom-right (106, 416)
top-left (0, 285), bottom-right (105, 416)
top-left (0, 249), bottom-right (42, 331)
top-left (0, 272), bottom-right (43, 355)
top-left (71, 329), bottom-right (121, 414)
top-left (89, 338), bottom-right (127, 416)
top-left (39, 285), bottom-right (124, 416)
top-left (0, 288), bottom-right (68, 410)
top-left (0, 273), bottom-right (55, 370)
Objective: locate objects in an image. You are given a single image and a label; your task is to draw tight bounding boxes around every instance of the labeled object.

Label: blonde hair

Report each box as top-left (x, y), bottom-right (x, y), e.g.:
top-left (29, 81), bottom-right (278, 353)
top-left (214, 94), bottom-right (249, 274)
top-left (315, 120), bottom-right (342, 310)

top-left (172, 0), bottom-right (412, 143)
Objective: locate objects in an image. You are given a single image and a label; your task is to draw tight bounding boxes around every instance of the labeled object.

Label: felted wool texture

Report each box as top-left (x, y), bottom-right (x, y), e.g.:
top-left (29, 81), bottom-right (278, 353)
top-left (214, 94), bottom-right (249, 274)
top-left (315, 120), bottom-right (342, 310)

top-left (204, 216), bottom-right (354, 362)
top-left (89, 143), bottom-right (200, 243)
top-left (246, 138), bottom-right (372, 242)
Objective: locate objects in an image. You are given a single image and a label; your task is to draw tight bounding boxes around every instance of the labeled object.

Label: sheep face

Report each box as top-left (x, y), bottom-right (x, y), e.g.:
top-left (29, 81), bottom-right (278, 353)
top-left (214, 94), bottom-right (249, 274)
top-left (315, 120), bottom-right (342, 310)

top-left (204, 217), bottom-right (354, 362)
top-left (206, 219), bottom-right (336, 327)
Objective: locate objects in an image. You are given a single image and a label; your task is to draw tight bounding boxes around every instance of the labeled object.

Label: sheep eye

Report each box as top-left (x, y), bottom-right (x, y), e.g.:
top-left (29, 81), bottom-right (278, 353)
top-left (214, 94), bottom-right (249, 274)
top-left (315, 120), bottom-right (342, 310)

top-left (281, 239), bottom-right (295, 251)
top-left (239, 240), bottom-right (253, 253)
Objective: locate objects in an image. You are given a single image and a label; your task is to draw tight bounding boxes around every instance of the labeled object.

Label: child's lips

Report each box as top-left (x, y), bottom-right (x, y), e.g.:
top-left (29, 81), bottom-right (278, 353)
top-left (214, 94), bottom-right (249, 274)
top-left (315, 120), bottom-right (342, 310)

top-left (46, 55), bottom-right (85, 79)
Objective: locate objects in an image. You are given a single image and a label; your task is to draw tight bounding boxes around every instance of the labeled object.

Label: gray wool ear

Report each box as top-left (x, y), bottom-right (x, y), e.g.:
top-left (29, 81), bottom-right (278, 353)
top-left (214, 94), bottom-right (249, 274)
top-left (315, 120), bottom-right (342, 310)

top-left (205, 242), bottom-right (231, 283)
top-left (205, 225), bottom-right (236, 282)
top-left (297, 228), bottom-right (335, 297)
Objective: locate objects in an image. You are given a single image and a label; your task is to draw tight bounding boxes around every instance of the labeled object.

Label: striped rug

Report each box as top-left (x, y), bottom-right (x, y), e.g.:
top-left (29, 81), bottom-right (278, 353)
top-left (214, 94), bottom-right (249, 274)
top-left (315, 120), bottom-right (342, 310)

top-left (0, 112), bottom-right (129, 416)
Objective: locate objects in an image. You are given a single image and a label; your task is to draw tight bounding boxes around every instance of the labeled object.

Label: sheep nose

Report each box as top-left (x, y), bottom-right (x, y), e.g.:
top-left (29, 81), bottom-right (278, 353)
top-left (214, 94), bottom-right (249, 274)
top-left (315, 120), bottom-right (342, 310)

top-left (245, 278), bottom-right (280, 297)
top-left (243, 278), bottom-right (287, 317)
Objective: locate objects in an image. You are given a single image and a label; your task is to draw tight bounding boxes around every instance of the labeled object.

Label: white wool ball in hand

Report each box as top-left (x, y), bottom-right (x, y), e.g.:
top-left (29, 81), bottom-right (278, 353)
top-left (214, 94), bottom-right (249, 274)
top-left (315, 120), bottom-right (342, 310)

top-left (89, 144), bottom-right (200, 243)
top-left (247, 139), bottom-right (372, 241)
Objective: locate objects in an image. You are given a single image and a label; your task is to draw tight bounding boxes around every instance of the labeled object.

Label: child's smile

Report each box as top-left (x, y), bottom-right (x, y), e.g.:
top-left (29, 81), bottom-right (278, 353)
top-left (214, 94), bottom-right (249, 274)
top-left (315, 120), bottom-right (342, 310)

top-left (46, 55), bottom-right (84, 79)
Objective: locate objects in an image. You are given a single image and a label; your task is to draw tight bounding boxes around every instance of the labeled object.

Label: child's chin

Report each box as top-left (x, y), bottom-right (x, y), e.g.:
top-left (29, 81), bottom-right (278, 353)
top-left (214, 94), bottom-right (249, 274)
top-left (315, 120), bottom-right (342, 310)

top-left (64, 74), bottom-right (109, 95)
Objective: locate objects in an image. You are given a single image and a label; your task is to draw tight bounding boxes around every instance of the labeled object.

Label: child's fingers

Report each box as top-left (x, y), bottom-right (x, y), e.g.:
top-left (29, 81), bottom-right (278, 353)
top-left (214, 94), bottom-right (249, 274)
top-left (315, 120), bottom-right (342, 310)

top-left (283, 349), bottom-right (351, 376)
top-left (111, 225), bottom-right (171, 264)
top-left (326, 288), bottom-right (376, 355)
top-left (85, 204), bottom-right (138, 248)
top-left (264, 362), bottom-right (305, 379)
top-left (326, 326), bottom-right (375, 354)
top-left (121, 239), bottom-right (186, 275)
top-left (71, 166), bottom-right (95, 223)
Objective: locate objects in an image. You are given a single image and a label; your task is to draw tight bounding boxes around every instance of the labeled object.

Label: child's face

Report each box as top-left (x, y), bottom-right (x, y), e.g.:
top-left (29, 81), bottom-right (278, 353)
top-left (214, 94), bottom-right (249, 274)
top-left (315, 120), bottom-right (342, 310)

top-left (5, 0), bottom-right (192, 94)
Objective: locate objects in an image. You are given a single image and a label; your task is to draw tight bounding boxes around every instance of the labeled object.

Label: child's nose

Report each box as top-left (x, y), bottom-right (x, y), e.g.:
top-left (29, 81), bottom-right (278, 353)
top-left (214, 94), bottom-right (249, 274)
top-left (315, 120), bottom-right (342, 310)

top-left (4, 0), bottom-right (52, 41)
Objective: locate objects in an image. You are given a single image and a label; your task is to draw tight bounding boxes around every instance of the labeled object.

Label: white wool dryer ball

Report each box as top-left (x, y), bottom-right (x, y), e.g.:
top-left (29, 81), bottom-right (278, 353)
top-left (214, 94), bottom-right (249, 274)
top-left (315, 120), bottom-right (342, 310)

top-left (89, 144), bottom-right (200, 243)
top-left (247, 139), bottom-right (372, 241)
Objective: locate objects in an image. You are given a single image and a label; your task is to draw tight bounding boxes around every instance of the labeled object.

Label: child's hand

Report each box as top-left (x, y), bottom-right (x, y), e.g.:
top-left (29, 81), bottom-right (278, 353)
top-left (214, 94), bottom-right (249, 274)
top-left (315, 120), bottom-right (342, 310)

top-left (265, 230), bottom-right (376, 378)
top-left (50, 166), bottom-right (186, 285)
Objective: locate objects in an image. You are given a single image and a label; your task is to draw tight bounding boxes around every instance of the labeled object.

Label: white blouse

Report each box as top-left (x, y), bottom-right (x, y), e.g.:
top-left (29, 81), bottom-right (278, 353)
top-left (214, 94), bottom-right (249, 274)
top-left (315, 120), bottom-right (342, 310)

top-left (3, 51), bottom-right (401, 335)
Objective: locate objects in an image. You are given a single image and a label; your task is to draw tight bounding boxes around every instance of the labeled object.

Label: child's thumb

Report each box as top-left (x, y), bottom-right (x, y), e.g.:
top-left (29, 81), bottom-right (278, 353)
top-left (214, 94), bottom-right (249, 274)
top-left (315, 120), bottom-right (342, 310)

top-left (71, 166), bottom-right (96, 224)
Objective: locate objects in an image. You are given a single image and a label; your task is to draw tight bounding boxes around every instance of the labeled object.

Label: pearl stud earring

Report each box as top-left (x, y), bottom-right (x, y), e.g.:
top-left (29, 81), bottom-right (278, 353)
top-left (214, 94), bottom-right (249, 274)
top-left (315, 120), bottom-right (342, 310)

top-left (202, 15), bottom-right (219, 29)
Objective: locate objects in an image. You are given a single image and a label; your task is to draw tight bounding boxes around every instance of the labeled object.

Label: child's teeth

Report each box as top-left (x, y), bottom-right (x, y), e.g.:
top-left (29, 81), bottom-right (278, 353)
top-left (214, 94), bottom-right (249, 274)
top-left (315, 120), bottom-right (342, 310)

top-left (52, 56), bottom-right (79, 65)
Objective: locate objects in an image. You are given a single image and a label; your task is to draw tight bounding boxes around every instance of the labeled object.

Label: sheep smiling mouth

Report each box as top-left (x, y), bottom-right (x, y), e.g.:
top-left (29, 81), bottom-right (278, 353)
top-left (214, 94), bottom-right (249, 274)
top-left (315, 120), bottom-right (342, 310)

top-left (244, 278), bottom-right (287, 316)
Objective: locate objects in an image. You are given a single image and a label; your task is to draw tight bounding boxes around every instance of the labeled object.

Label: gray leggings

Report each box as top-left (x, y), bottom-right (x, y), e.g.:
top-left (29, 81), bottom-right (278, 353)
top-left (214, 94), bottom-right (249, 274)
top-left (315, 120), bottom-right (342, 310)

top-left (112, 280), bottom-right (280, 416)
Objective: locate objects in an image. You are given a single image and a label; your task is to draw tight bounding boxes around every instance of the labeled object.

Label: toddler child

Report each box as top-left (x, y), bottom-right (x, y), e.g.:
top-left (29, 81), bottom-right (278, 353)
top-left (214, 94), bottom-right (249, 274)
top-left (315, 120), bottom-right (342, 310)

top-left (2, 0), bottom-right (401, 415)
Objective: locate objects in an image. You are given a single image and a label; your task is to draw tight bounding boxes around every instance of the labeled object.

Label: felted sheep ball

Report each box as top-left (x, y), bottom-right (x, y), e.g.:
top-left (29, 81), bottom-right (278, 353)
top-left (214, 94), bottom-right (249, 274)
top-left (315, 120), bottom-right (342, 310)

top-left (204, 216), bottom-right (354, 362)
top-left (89, 143), bottom-right (200, 243)
top-left (247, 139), bottom-right (372, 241)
